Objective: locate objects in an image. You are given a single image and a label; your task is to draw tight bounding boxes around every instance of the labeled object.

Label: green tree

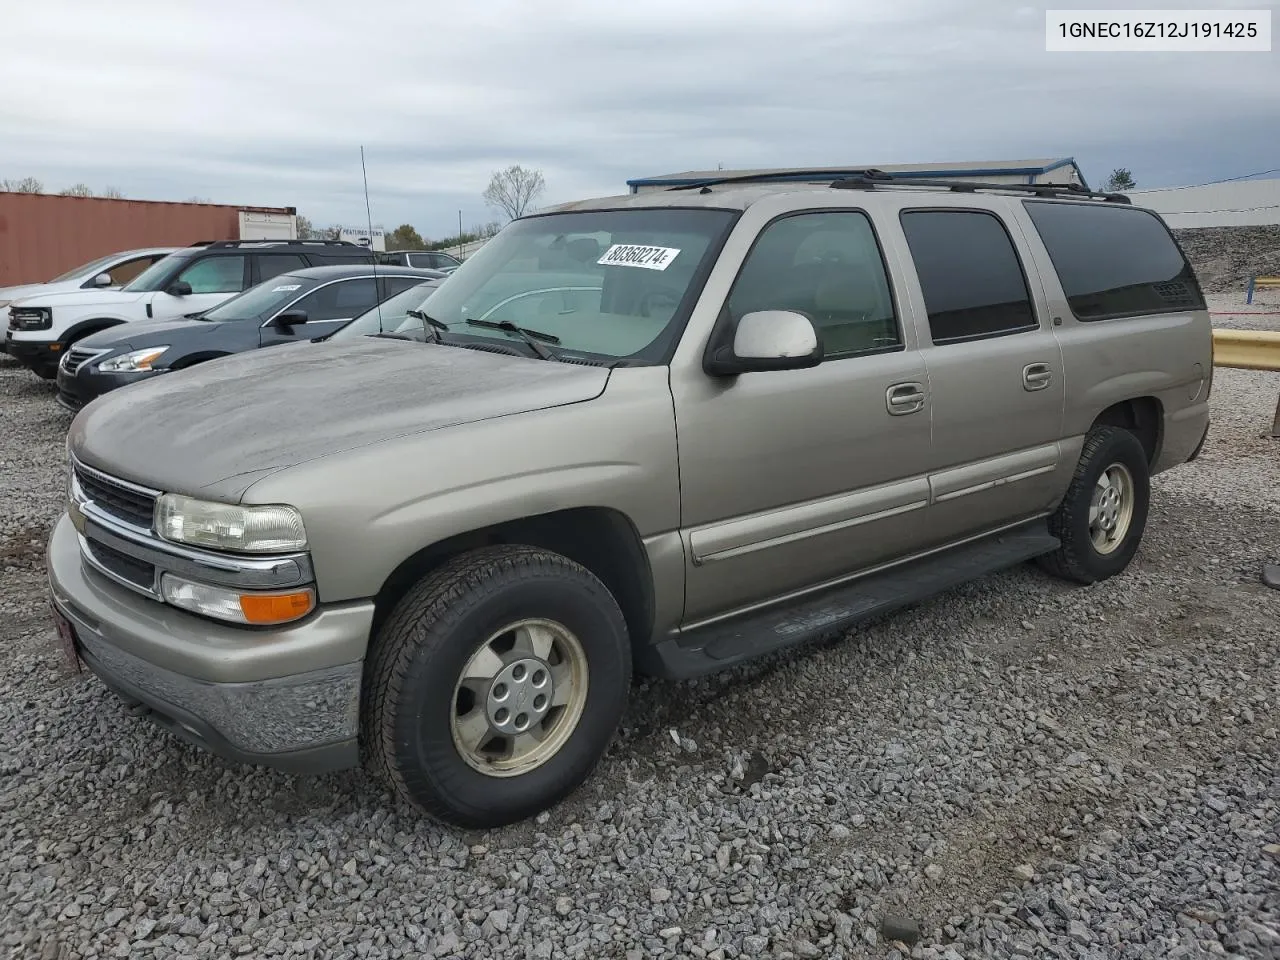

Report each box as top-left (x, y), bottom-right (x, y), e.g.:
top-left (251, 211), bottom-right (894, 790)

top-left (483, 165), bottom-right (546, 221)
top-left (386, 223), bottom-right (426, 249)
top-left (1103, 168), bottom-right (1136, 192)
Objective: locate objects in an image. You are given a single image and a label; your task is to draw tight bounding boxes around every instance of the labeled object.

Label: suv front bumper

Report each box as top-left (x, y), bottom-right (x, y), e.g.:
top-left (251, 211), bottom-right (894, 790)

top-left (5, 333), bottom-right (61, 376)
top-left (47, 514), bottom-right (373, 773)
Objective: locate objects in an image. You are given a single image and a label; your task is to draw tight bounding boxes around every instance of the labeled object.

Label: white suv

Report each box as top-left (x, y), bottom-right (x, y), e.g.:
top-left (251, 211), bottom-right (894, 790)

top-left (0, 248), bottom-right (176, 350)
top-left (6, 239), bottom-right (374, 378)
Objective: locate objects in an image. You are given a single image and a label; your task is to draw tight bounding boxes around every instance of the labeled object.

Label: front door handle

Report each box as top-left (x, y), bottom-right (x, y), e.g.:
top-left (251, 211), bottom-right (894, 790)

top-left (1023, 363), bottom-right (1052, 392)
top-left (886, 381), bottom-right (926, 415)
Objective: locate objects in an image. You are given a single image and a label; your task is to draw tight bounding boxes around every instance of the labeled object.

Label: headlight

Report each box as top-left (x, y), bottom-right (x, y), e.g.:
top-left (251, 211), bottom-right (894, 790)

top-left (98, 346), bottom-right (169, 372)
top-left (160, 573), bottom-right (315, 625)
top-left (155, 494), bottom-right (307, 553)
top-left (10, 306), bottom-right (51, 330)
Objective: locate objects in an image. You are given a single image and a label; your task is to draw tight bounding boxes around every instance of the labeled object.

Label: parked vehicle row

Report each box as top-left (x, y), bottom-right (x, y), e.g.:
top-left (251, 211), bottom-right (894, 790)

top-left (5, 239), bottom-right (387, 378)
top-left (42, 173), bottom-right (1212, 828)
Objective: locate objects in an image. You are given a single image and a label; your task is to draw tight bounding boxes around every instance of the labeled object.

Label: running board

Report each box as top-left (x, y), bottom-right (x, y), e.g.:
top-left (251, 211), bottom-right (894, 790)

top-left (638, 521), bottom-right (1059, 680)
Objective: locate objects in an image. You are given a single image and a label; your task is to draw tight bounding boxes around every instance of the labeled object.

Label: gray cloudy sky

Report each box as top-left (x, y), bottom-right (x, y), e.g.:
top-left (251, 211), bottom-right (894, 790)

top-left (3, 0), bottom-right (1277, 239)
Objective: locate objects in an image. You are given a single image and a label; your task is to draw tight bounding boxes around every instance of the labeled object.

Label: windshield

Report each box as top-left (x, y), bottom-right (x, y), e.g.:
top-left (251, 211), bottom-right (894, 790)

top-left (200, 275), bottom-right (316, 322)
top-left (48, 253), bottom-right (120, 283)
top-left (122, 252), bottom-right (189, 292)
top-left (335, 208), bottom-right (736, 363)
top-left (334, 281), bottom-right (442, 339)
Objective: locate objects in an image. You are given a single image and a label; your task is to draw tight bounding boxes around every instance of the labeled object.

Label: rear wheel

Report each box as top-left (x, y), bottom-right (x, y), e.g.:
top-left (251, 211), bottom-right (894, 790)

top-left (363, 544), bottom-right (631, 828)
top-left (1038, 425), bottom-right (1150, 584)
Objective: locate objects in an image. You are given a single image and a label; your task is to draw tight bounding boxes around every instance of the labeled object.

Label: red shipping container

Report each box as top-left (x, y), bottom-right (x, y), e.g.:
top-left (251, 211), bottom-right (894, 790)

top-left (0, 193), bottom-right (296, 286)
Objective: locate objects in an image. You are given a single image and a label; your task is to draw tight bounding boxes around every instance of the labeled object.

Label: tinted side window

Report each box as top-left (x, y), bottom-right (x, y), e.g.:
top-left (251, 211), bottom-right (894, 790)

top-left (292, 278), bottom-right (378, 322)
top-left (900, 210), bottom-right (1037, 344)
top-left (256, 254), bottom-right (308, 283)
top-left (727, 211), bottom-right (900, 359)
top-left (307, 251), bottom-right (375, 266)
top-left (175, 255), bottom-right (247, 294)
top-left (1023, 201), bottom-right (1206, 320)
top-left (379, 276), bottom-right (427, 299)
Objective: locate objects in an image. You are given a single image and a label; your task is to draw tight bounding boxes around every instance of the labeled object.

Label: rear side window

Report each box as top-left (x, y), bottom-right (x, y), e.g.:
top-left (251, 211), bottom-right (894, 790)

top-left (900, 210), bottom-right (1037, 344)
top-left (256, 254), bottom-right (307, 283)
top-left (1023, 201), bottom-right (1205, 320)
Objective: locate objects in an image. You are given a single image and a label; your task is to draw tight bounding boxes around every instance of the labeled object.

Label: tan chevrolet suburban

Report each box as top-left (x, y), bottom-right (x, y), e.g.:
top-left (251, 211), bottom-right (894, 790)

top-left (48, 171), bottom-right (1213, 827)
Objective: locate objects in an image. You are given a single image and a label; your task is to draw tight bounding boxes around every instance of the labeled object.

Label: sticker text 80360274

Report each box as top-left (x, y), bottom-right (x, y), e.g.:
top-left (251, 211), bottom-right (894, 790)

top-left (596, 244), bottom-right (682, 271)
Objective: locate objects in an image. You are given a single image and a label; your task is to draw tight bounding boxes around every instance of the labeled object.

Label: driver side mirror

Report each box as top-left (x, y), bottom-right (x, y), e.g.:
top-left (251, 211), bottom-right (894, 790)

top-left (91, 272), bottom-right (113, 288)
top-left (271, 309), bottom-right (309, 327)
top-left (166, 280), bottom-right (193, 297)
top-left (704, 310), bottom-right (823, 377)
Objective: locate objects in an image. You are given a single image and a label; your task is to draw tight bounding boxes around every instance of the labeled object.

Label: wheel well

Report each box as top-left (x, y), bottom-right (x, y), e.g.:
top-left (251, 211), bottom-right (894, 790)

top-left (370, 507), bottom-right (655, 656)
top-left (1092, 397), bottom-right (1163, 465)
top-left (63, 318), bottom-right (124, 345)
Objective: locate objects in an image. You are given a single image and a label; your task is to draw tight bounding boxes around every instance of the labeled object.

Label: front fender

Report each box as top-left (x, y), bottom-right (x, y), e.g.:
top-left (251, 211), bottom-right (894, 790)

top-left (241, 368), bottom-right (683, 604)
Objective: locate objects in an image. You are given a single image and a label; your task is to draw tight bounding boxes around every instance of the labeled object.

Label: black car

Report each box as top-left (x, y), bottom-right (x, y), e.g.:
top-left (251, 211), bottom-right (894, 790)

top-left (56, 264), bottom-right (443, 411)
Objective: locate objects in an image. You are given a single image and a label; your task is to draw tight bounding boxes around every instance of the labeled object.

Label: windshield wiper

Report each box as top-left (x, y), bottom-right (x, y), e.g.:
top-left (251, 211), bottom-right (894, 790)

top-left (407, 309), bottom-right (449, 343)
top-left (464, 318), bottom-right (560, 360)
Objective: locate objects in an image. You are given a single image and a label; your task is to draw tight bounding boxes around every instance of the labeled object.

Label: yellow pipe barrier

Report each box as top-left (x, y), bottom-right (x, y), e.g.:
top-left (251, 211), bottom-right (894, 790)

top-left (1211, 329), bottom-right (1280, 372)
top-left (1211, 329), bottom-right (1280, 439)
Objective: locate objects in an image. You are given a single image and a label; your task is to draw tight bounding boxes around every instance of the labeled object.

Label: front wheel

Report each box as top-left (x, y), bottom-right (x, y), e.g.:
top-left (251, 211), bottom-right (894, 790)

top-left (363, 545), bottom-right (632, 828)
top-left (1037, 425), bottom-right (1151, 584)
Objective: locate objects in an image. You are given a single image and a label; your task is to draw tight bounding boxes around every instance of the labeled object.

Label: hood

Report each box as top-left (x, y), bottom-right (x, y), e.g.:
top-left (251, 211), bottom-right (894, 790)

top-left (79, 317), bottom-right (219, 351)
top-left (0, 282), bottom-right (52, 303)
top-left (69, 338), bottom-right (610, 501)
top-left (11, 288), bottom-right (147, 309)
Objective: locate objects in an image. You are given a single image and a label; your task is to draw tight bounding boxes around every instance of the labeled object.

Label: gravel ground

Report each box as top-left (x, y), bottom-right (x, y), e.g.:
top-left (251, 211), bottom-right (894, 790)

top-left (1, 326), bottom-right (1278, 960)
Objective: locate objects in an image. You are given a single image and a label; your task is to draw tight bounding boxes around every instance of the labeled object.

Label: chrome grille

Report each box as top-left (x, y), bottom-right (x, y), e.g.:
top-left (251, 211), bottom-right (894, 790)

top-left (73, 464), bottom-right (157, 529)
top-left (84, 538), bottom-right (156, 591)
top-left (62, 346), bottom-right (103, 375)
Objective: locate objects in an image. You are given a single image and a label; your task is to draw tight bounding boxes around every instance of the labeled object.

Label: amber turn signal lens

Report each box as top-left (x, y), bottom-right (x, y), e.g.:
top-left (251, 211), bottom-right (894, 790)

top-left (239, 590), bottom-right (315, 625)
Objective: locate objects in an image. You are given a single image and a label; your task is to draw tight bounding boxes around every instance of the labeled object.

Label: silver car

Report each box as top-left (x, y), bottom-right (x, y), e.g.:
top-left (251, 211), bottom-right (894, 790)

top-left (48, 173), bottom-right (1212, 827)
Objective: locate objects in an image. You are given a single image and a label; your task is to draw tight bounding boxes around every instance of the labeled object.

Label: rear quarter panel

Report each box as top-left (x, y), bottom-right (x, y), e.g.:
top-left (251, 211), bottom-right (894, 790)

top-left (1005, 202), bottom-right (1213, 475)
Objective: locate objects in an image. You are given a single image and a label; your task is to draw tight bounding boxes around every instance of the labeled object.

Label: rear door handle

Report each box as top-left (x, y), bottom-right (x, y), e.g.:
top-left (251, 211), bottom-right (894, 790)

top-left (1023, 363), bottom-right (1052, 391)
top-left (886, 381), bottom-right (926, 415)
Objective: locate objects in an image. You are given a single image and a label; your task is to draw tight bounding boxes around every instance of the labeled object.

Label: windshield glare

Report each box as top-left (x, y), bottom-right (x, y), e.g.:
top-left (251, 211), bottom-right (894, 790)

top-left (200, 275), bottom-right (314, 322)
top-left (49, 253), bottom-right (119, 283)
top-left (123, 253), bottom-right (188, 292)
top-left (336, 209), bottom-right (736, 362)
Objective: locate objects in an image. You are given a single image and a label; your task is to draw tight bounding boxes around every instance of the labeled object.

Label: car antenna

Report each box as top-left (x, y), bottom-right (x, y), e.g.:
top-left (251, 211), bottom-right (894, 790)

top-left (359, 145), bottom-right (388, 335)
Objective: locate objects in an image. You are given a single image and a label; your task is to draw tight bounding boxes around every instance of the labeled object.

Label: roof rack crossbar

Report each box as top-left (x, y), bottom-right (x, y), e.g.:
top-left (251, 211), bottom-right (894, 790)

top-left (666, 168), bottom-right (892, 191)
top-left (829, 175), bottom-right (1132, 204)
top-left (187, 239), bottom-right (362, 249)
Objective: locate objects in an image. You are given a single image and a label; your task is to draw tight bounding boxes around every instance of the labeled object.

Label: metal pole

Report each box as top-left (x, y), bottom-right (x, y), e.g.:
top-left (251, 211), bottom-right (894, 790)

top-left (1271, 390), bottom-right (1280, 439)
top-left (458, 210), bottom-right (463, 259)
top-left (1247, 276), bottom-right (1255, 305)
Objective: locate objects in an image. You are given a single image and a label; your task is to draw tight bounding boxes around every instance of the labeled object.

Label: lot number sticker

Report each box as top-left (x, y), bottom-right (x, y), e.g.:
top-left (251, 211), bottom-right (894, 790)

top-left (272, 284), bottom-right (302, 292)
top-left (597, 244), bottom-right (681, 271)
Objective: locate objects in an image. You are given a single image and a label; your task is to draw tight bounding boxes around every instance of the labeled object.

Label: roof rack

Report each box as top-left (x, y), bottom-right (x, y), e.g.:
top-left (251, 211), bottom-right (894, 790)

top-left (829, 171), bottom-right (1132, 203)
top-left (667, 168), bottom-right (888, 192)
top-left (665, 168), bottom-right (1129, 204)
top-left (187, 239), bottom-right (362, 249)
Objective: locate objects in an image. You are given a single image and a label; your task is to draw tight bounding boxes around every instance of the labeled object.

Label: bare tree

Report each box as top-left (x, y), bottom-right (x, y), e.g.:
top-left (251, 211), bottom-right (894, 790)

top-left (483, 165), bottom-right (546, 221)
top-left (2, 177), bottom-right (44, 194)
top-left (60, 184), bottom-right (94, 197)
top-left (187, 195), bottom-right (212, 204)
top-left (101, 186), bottom-right (124, 199)
top-left (295, 215), bottom-right (316, 239)
top-left (320, 224), bottom-right (343, 241)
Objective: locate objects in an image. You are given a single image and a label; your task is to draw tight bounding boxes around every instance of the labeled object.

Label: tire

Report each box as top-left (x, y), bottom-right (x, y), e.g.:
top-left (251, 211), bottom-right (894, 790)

top-left (1037, 425), bottom-right (1151, 584)
top-left (363, 544), bottom-right (632, 828)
